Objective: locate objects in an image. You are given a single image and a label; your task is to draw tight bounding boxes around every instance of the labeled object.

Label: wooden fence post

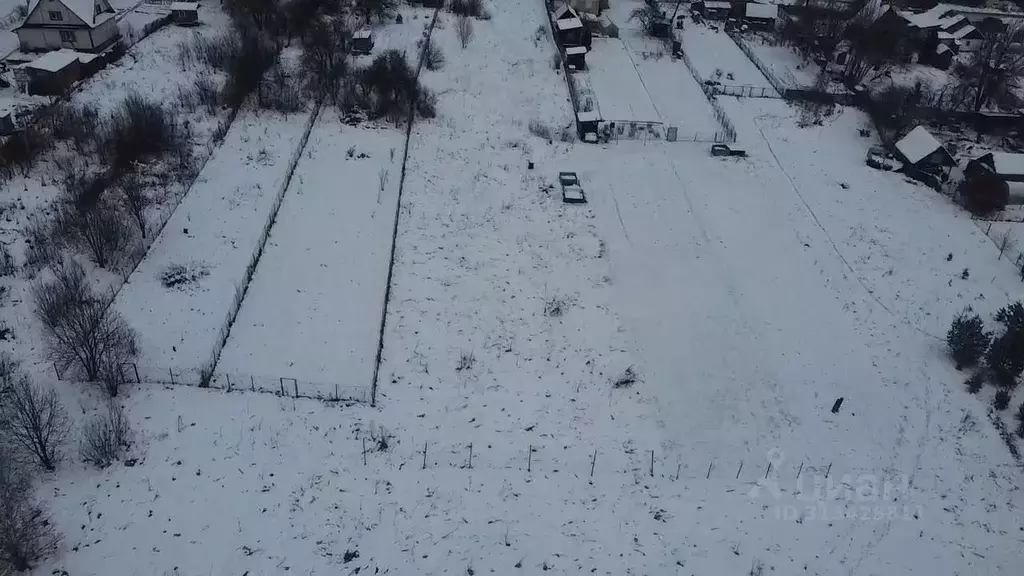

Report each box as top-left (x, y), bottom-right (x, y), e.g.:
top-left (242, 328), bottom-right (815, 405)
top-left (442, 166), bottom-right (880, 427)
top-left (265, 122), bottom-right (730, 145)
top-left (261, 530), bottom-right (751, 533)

top-left (169, 368), bottom-right (175, 385)
top-left (590, 449), bottom-right (597, 478)
top-left (250, 375), bottom-right (255, 391)
top-left (527, 445), bottom-right (532, 473)
top-left (422, 442), bottom-right (427, 470)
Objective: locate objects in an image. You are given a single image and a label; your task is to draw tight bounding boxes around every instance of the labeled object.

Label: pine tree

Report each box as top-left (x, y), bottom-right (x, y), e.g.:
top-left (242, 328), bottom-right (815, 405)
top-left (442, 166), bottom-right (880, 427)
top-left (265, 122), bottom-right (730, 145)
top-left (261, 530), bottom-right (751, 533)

top-left (947, 310), bottom-right (991, 370)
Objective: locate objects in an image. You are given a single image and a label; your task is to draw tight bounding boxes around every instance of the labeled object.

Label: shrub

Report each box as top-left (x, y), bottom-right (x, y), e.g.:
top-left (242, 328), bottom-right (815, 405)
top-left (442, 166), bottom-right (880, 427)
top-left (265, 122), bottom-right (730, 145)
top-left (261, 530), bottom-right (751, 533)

top-left (422, 38), bottom-right (445, 70)
top-left (965, 370), bottom-right (986, 394)
top-left (416, 89), bottom-right (437, 119)
top-left (995, 301), bottom-right (1024, 335)
top-left (613, 366), bottom-right (640, 388)
top-left (0, 126), bottom-right (52, 177)
top-left (177, 76), bottom-right (220, 114)
top-left (455, 14), bottom-right (473, 48)
top-left (994, 389), bottom-right (1011, 410)
top-left (0, 449), bottom-right (60, 571)
top-left (58, 201), bottom-right (133, 269)
top-left (49, 103), bottom-right (101, 154)
top-left (0, 243), bottom-right (16, 277)
top-left (80, 401), bottom-right (131, 468)
top-left (33, 259), bottom-right (139, 381)
top-left (0, 373), bottom-right (70, 471)
top-left (177, 31), bottom-right (239, 71)
top-left (353, 50), bottom-right (434, 124)
top-left (362, 0), bottom-right (398, 23)
top-left (963, 171), bottom-right (1009, 216)
top-left (116, 173), bottom-right (150, 239)
top-left (21, 215), bottom-right (62, 275)
top-left (449, 0), bottom-right (488, 18)
top-left (987, 332), bottom-right (1024, 388)
top-left (528, 119), bottom-right (553, 140)
top-left (300, 16), bottom-right (350, 101)
top-left (222, 28), bottom-right (277, 110)
top-left (105, 93), bottom-right (182, 174)
top-left (947, 309), bottom-right (990, 370)
top-left (259, 65), bottom-right (305, 113)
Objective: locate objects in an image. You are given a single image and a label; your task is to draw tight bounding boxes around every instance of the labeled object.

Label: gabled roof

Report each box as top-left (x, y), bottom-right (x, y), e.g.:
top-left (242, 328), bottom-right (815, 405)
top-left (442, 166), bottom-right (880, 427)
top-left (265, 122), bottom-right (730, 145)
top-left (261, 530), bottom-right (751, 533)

top-left (552, 2), bottom-right (579, 20)
top-left (990, 152), bottom-right (1024, 177)
top-left (24, 49), bottom-right (85, 72)
top-left (21, 0), bottom-right (115, 28)
top-left (746, 2), bottom-right (778, 19)
top-left (556, 17), bottom-right (583, 30)
top-left (895, 126), bottom-right (947, 165)
top-left (169, 2), bottom-right (198, 11)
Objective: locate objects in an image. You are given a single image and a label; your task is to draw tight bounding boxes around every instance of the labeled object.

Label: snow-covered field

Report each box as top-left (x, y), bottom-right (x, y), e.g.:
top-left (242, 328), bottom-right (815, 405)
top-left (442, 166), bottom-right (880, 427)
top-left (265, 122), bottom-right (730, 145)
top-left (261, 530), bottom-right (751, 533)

top-left (217, 116), bottom-right (403, 397)
top-left (681, 22), bottom-right (776, 90)
top-left (114, 108), bottom-right (315, 375)
top-left (583, 38), bottom-right (660, 122)
top-left (738, 33), bottom-right (821, 88)
top-left (21, 0), bottom-right (1024, 574)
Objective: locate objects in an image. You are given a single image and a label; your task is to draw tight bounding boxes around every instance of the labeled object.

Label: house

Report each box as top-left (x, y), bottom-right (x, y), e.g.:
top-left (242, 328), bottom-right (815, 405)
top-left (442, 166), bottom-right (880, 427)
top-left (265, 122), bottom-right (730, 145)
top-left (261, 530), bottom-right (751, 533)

top-left (961, 151), bottom-right (1024, 211)
top-left (21, 49), bottom-right (91, 95)
top-left (894, 125), bottom-right (955, 186)
top-left (694, 0), bottom-right (733, 20)
top-left (555, 15), bottom-right (588, 46)
top-left (743, 1), bottom-right (777, 29)
top-left (14, 0), bottom-right (120, 53)
top-left (169, 2), bottom-right (198, 26)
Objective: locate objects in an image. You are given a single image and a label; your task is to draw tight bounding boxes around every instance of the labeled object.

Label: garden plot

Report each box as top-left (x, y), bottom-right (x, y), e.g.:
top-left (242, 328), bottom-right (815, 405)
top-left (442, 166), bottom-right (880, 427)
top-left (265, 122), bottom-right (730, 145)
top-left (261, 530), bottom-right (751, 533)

top-left (681, 23), bottom-right (775, 89)
top-left (352, 2), bottom-right (436, 59)
top-left (584, 38), bottom-right (660, 122)
top-left (113, 107), bottom-right (314, 374)
top-left (738, 34), bottom-right (821, 88)
top-left (216, 115), bottom-right (403, 393)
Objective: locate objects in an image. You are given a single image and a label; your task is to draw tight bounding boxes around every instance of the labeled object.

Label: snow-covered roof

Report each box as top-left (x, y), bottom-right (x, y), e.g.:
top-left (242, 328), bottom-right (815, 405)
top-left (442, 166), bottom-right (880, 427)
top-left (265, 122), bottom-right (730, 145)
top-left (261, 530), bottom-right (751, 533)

top-left (746, 2), bottom-right (777, 18)
top-left (705, 1), bottom-right (731, 9)
top-left (556, 17), bottom-right (583, 30)
top-left (565, 46), bottom-right (587, 55)
top-left (169, 2), bottom-right (198, 10)
top-left (895, 126), bottom-right (944, 164)
top-left (552, 2), bottom-right (578, 20)
top-left (353, 29), bottom-right (372, 39)
top-left (24, 49), bottom-right (84, 72)
top-left (899, 3), bottom-right (1024, 30)
top-left (938, 24), bottom-right (978, 40)
top-left (936, 43), bottom-right (951, 54)
top-left (27, 0), bottom-right (112, 27)
top-left (576, 110), bottom-right (600, 122)
top-left (990, 152), bottom-right (1024, 176)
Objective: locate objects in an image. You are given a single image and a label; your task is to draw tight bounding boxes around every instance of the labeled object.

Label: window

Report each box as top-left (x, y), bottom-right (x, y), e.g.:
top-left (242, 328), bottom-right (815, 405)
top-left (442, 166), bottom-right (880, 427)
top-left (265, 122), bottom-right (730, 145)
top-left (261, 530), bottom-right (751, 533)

top-left (59, 30), bottom-right (75, 43)
top-left (48, 10), bottom-right (63, 20)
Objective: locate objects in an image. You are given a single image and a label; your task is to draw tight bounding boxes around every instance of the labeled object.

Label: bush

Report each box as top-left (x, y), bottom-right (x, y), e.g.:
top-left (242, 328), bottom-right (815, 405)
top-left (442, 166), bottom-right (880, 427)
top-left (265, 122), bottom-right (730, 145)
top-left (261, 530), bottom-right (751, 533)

top-left (116, 173), bottom-right (150, 239)
top-left (33, 259), bottom-right (139, 381)
top-left (105, 93), bottom-right (183, 174)
top-left (80, 401), bottom-right (131, 468)
top-left (55, 154), bottom-right (107, 212)
top-left (259, 65), bottom-right (305, 113)
top-left (22, 215), bottom-right (62, 275)
top-left (613, 366), bottom-right (640, 388)
top-left (947, 309), bottom-right (990, 370)
top-left (177, 31), bottom-right (239, 71)
top-left (455, 14), bottom-right (474, 48)
top-left (995, 301), bottom-right (1024, 335)
top-left (362, 0), bottom-right (398, 23)
top-left (0, 126), bottom-right (52, 177)
top-left (0, 243), bottom-right (16, 277)
top-left (965, 370), bottom-right (986, 394)
top-left (0, 449), bottom-right (60, 571)
top-left (58, 201), bottom-right (133, 269)
top-left (994, 389), bottom-right (1011, 410)
top-left (177, 76), bottom-right (220, 114)
top-left (449, 0), bottom-right (488, 18)
top-left (351, 50), bottom-right (435, 124)
top-left (988, 331), bottom-right (1024, 388)
top-left (416, 89), bottom-right (437, 119)
top-left (422, 38), bottom-right (445, 71)
top-left (49, 103), bottom-right (101, 154)
top-left (0, 373), bottom-right (70, 471)
top-left (528, 119), bottom-right (553, 140)
top-left (222, 28), bottom-right (277, 110)
top-left (300, 16), bottom-right (350, 101)
top-left (962, 171), bottom-right (1009, 216)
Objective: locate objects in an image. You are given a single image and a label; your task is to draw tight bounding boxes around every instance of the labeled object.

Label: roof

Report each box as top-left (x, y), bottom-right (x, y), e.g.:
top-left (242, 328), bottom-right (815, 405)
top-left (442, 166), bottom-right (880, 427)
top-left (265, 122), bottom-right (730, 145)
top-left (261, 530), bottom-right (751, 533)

top-left (25, 0), bottom-right (113, 27)
top-left (938, 24), bottom-right (979, 40)
top-left (24, 49), bottom-right (84, 72)
top-left (556, 17), bottom-right (583, 30)
top-left (353, 29), bottom-right (372, 39)
top-left (898, 3), bottom-right (1024, 30)
top-left (552, 2), bottom-right (578, 20)
top-left (991, 152), bottom-right (1024, 176)
top-left (936, 43), bottom-right (951, 53)
top-left (705, 1), bottom-right (732, 8)
top-left (576, 110), bottom-right (600, 122)
top-left (565, 46), bottom-right (587, 54)
top-left (746, 2), bottom-right (778, 18)
top-left (895, 126), bottom-right (945, 164)
top-left (169, 2), bottom-right (198, 10)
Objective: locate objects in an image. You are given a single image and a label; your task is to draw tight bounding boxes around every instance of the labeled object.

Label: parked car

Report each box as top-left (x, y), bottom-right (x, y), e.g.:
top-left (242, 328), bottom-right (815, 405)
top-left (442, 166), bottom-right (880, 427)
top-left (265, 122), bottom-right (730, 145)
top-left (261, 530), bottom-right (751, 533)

top-left (559, 172), bottom-right (587, 204)
top-left (865, 147), bottom-right (901, 171)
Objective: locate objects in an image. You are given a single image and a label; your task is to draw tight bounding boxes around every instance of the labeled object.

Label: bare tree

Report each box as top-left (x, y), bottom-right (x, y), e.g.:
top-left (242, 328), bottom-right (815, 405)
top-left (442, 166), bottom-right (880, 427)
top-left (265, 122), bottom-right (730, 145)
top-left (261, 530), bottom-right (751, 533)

top-left (224, 0), bottom-right (282, 33)
top-left (0, 447), bottom-right (59, 571)
top-left (117, 173), bottom-right (150, 240)
top-left (301, 16), bottom-right (351, 102)
top-left (628, 2), bottom-right (662, 37)
top-left (33, 260), bottom-right (138, 382)
top-left (455, 15), bottom-right (474, 49)
top-left (997, 229), bottom-right (1017, 260)
top-left (59, 202), bottom-right (132, 269)
top-left (361, 0), bottom-right (398, 24)
top-left (0, 375), bottom-right (70, 471)
top-left (955, 24), bottom-right (1024, 112)
top-left (80, 401), bottom-right (131, 468)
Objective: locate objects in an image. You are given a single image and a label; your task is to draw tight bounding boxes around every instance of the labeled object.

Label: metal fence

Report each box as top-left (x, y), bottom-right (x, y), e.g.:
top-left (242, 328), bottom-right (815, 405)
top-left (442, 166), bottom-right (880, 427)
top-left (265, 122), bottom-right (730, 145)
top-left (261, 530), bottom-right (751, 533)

top-left (118, 363), bottom-right (371, 403)
top-left (710, 84), bottom-right (777, 99)
top-left (674, 46), bottom-right (738, 143)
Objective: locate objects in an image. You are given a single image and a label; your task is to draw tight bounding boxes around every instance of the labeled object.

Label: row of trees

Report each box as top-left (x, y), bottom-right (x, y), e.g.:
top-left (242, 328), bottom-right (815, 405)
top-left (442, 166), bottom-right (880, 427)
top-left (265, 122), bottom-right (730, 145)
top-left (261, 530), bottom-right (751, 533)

top-left (948, 304), bottom-right (1024, 436)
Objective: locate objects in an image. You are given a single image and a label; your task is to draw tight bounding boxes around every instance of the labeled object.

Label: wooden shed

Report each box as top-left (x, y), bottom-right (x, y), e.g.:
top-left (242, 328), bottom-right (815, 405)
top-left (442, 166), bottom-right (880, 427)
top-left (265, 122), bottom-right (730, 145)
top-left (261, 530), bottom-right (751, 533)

top-left (565, 45), bottom-right (586, 70)
top-left (352, 29), bottom-right (374, 55)
top-left (22, 50), bottom-right (84, 96)
top-left (170, 2), bottom-right (199, 26)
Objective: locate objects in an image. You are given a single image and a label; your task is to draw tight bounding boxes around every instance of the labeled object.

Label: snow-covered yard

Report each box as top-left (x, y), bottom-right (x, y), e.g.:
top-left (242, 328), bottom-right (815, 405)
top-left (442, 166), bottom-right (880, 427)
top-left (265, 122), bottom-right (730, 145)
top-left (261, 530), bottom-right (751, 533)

top-left (216, 116), bottom-right (403, 398)
top-left (681, 23), bottom-right (776, 90)
top-left (113, 107), bottom-right (315, 375)
top-left (582, 38), bottom-right (660, 122)
top-left (736, 32), bottom-right (821, 88)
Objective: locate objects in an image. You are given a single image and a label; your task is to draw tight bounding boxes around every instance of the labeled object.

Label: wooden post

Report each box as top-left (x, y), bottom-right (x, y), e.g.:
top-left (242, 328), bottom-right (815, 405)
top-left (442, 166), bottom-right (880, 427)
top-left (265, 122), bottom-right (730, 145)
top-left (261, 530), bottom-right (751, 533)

top-left (169, 368), bottom-right (175, 385)
top-left (826, 462), bottom-right (832, 478)
top-left (362, 438), bottom-right (367, 465)
top-left (422, 442), bottom-right (427, 470)
top-left (226, 374), bottom-right (232, 392)
top-left (468, 443), bottom-right (473, 469)
top-left (590, 449), bottom-right (597, 478)
top-left (335, 382), bottom-right (339, 401)
top-left (675, 462), bottom-right (681, 481)
top-left (279, 378), bottom-right (285, 395)
top-left (53, 362), bottom-right (61, 380)
top-left (132, 363), bottom-right (140, 384)
top-left (706, 461), bottom-right (713, 479)
top-left (765, 462), bottom-right (772, 479)
top-left (527, 445), bottom-right (532, 473)
top-left (736, 461), bottom-right (743, 479)
top-left (250, 375), bottom-right (255, 391)
top-left (649, 450), bottom-right (654, 477)
top-left (796, 462), bottom-right (803, 478)
top-left (293, 379), bottom-right (299, 398)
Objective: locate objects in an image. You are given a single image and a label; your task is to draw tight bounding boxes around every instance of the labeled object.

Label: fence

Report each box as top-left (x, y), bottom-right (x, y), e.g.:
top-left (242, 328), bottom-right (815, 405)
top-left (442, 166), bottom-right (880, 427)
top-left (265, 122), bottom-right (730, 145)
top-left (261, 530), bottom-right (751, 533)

top-left (602, 119), bottom-right (732, 144)
top-left (116, 363), bottom-right (370, 403)
top-left (710, 84), bottom-right (776, 99)
top-left (675, 45), bottom-right (738, 143)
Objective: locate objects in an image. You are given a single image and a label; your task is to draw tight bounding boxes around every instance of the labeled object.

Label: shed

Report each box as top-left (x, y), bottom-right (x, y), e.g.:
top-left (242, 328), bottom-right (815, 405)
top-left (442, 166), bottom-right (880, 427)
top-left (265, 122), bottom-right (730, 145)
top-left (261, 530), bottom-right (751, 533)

top-left (968, 152), bottom-right (1024, 182)
top-left (744, 2), bottom-right (777, 28)
top-left (556, 16), bottom-right (588, 46)
top-left (352, 29), bottom-right (373, 55)
top-left (894, 126), bottom-right (955, 185)
top-left (170, 2), bottom-right (199, 26)
top-left (703, 0), bottom-right (733, 19)
top-left (22, 49), bottom-right (83, 95)
top-left (565, 45), bottom-right (587, 69)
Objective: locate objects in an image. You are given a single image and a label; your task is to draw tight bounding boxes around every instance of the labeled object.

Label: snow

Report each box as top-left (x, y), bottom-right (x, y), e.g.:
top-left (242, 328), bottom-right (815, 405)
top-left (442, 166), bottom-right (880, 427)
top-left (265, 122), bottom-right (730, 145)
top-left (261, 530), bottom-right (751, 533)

top-left (705, 0), bottom-right (732, 8)
top-left (575, 110), bottom-right (599, 122)
top-left (564, 45), bottom-right (586, 54)
top-left (990, 152), bottom-right (1024, 177)
top-left (23, 49), bottom-right (83, 71)
top-left (896, 125), bottom-right (943, 164)
top-left (113, 108), bottom-right (315, 374)
top-left (680, 23), bottom-right (776, 90)
top-left (556, 16), bottom-right (582, 30)
top-left (746, 2), bottom-right (779, 19)
top-left (26, 0), bottom-right (111, 26)
top-left (582, 38), bottom-right (660, 122)
top-left (216, 116), bottom-right (403, 395)
top-left (169, 2), bottom-right (197, 11)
